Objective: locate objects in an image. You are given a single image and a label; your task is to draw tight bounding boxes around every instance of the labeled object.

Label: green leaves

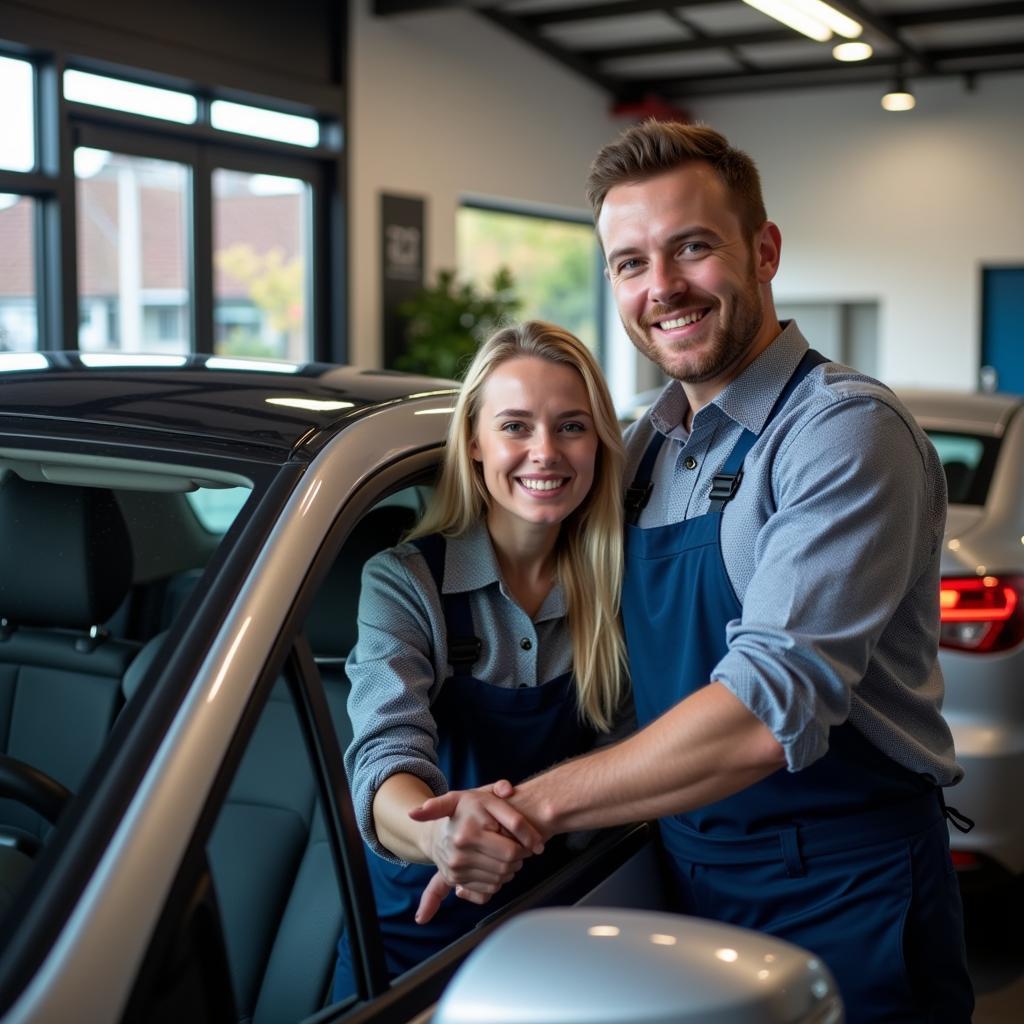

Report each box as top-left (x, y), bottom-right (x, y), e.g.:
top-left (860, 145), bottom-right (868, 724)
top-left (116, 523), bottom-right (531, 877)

top-left (395, 267), bottom-right (521, 379)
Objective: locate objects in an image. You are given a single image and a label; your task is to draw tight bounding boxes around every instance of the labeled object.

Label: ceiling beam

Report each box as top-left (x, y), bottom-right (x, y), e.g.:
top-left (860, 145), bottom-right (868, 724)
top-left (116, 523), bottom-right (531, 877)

top-left (579, 28), bottom-right (802, 61)
top-left (889, 2), bottom-right (1024, 28)
top-left (477, 7), bottom-right (622, 94)
top-left (516, 0), bottom-right (732, 29)
top-left (634, 42), bottom-right (1024, 97)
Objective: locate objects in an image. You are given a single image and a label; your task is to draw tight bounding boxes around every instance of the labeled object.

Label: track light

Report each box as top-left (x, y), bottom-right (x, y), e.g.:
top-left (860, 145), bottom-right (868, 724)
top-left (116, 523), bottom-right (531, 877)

top-left (881, 79), bottom-right (916, 111)
top-left (832, 41), bottom-right (873, 62)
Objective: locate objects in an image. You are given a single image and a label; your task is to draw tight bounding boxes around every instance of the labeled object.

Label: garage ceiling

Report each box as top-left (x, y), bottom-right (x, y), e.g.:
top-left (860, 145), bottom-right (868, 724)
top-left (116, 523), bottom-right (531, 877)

top-left (373, 0), bottom-right (1024, 107)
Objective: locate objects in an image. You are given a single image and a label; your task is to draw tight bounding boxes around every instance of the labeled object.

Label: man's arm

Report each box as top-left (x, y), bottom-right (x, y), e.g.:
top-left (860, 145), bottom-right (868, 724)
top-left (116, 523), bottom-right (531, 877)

top-left (414, 681), bottom-right (785, 838)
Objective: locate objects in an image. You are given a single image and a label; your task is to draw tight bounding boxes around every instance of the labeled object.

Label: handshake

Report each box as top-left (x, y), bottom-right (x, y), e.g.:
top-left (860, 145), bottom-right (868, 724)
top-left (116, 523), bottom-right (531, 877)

top-left (408, 779), bottom-right (549, 925)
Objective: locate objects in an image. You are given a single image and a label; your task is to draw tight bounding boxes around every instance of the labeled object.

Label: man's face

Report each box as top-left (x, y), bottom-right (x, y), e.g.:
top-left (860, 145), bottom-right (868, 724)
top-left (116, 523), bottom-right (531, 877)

top-left (598, 162), bottom-right (781, 389)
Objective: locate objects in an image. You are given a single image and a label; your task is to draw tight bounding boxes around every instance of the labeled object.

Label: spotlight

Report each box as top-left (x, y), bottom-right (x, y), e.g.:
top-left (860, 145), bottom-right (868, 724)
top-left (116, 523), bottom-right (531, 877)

top-left (832, 41), bottom-right (873, 62)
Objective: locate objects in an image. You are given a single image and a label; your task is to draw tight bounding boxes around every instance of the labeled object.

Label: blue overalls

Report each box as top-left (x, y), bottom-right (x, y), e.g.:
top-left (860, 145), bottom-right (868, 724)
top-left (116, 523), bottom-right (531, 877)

top-left (333, 533), bottom-right (595, 1001)
top-left (623, 351), bottom-right (973, 1022)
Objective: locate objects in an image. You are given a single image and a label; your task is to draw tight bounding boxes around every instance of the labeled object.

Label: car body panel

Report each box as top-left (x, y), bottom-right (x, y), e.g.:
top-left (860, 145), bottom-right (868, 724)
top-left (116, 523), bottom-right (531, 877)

top-left (900, 389), bottom-right (1024, 877)
top-left (2, 391), bottom-right (453, 1023)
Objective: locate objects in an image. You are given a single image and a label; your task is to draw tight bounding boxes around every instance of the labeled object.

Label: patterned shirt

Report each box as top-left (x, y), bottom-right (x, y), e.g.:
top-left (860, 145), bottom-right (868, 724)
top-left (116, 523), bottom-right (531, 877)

top-left (345, 520), bottom-right (577, 859)
top-left (625, 321), bottom-right (961, 785)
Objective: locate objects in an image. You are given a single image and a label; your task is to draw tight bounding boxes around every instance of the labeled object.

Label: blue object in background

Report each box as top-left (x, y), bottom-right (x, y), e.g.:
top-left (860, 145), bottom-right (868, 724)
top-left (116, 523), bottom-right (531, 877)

top-left (982, 268), bottom-right (1024, 394)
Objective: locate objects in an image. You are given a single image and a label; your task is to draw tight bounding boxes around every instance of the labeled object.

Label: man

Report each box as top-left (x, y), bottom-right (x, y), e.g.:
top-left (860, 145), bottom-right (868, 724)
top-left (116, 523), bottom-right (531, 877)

top-left (414, 121), bottom-right (973, 1021)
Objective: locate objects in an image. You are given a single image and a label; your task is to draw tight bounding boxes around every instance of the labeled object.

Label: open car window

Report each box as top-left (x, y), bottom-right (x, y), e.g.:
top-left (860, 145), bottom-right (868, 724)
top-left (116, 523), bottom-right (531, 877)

top-left (0, 449), bottom-right (259, 937)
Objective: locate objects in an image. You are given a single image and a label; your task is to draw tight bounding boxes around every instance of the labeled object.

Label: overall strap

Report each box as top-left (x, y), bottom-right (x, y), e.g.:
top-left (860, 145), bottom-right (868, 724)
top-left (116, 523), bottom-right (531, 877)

top-left (625, 431), bottom-right (666, 526)
top-left (410, 534), bottom-right (482, 673)
top-left (708, 348), bottom-right (830, 513)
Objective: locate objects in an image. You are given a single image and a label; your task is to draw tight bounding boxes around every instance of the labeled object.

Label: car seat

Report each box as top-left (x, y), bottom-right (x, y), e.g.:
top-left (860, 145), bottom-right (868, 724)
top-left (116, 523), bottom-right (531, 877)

top-left (0, 474), bottom-right (138, 845)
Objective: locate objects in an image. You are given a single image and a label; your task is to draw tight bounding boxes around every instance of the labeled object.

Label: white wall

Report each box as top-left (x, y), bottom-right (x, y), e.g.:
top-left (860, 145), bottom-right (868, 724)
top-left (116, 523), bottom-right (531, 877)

top-left (691, 74), bottom-right (1024, 389)
top-left (348, 1), bottom-right (618, 369)
top-left (350, 2), bottom-right (1024, 390)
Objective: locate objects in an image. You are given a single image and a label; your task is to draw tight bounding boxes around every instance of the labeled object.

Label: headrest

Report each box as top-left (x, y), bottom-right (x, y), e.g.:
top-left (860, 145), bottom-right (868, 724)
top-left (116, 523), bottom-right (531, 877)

top-left (304, 505), bottom-right (417, 660)
top-left (0, 475), bottom-right (134, 629)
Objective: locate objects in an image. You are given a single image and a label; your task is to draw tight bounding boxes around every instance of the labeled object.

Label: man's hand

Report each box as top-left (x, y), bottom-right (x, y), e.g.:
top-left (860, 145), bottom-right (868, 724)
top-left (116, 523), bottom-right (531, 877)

top-left (410, 782), bottom-right (543, 923)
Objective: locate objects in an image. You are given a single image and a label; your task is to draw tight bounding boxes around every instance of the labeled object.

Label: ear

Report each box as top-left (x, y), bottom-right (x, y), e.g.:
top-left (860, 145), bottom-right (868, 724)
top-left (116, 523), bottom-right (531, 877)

top-left (469, 435), bottom-right (482, 462)
top-left (754, 221), bottom-right (782, 284)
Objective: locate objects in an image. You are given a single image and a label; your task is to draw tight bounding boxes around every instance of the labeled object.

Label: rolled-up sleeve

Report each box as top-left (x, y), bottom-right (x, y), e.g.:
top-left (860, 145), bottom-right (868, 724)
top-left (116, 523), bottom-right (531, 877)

top-left (713, 397), bottom-right (936, 772)
top-left (344, 548), bottom-right (449, 859)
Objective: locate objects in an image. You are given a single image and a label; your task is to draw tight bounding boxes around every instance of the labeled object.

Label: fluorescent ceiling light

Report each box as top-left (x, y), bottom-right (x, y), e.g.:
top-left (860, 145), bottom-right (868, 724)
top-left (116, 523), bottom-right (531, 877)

top-left (788, 0), bottom-right (862, 39)
top-left (742, 0), bottom-right (832, 42)
top-left (833, 41), bottom-right (873, 62)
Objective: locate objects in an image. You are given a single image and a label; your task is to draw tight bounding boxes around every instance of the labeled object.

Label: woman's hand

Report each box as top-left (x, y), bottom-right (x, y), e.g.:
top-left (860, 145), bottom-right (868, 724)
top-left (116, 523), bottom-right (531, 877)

top-left (410, 781), bottom-right (543, 923)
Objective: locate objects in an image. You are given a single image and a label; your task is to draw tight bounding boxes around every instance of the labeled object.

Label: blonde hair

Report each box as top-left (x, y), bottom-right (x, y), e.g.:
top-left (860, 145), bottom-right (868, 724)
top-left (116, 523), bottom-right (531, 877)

top-left (410, 320), bottom-right (627, 732)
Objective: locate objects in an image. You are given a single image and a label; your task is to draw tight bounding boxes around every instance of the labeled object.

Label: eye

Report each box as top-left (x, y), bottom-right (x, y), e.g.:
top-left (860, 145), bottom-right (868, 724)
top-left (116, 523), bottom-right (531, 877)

top-left (560, 421), bottom-right (587, 434)
top-left (679, 241), bottom-right (710, 257)
top-left (615, 257), bottom-right (643, 275)
top-left (500, 421), bottom-right (527, 434)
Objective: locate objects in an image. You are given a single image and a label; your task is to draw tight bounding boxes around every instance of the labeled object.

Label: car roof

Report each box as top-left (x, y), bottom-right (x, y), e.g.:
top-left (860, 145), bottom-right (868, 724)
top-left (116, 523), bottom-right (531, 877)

top-left (896, 388), bottom-right (1023, 437)
top-left (0, 353), bottom-right (457, 461)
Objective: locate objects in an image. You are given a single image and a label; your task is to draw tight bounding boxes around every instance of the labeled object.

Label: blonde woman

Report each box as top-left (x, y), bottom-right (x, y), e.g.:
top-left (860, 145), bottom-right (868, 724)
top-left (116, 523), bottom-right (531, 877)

top-left (333, 321), bottom-right (629, 998)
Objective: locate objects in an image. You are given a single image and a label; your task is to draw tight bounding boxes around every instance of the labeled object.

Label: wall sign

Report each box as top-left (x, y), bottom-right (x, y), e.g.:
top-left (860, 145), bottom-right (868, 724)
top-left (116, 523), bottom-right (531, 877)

top-left (380, 193), bottom-right (425, 368)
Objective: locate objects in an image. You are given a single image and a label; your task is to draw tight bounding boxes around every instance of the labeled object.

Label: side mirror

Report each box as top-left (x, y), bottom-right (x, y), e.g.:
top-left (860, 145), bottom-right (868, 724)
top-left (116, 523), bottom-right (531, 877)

top-left (434, 908), bottom-right (843, 1024)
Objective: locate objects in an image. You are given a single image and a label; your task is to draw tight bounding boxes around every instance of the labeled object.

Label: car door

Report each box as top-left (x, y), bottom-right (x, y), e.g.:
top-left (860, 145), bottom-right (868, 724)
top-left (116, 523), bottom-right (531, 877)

top-left (122, 438), bottom-right (662, 1024)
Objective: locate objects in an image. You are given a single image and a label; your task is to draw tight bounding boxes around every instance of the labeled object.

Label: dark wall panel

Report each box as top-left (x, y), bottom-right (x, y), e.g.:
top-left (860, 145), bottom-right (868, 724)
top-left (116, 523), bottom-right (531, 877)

top-left (0, 0), bottom-right (344, 108)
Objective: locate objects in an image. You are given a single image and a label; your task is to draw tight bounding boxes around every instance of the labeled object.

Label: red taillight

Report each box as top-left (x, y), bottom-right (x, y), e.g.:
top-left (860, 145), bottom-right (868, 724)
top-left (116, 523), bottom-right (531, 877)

top-left (950, 850), bottom-right (981, 871)
top-left (939, 575), bottom-right (1024, 652)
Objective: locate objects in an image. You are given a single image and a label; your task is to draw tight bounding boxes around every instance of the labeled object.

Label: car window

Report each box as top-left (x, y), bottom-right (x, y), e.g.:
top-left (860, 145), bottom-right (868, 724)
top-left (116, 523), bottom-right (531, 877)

top-left (124, 480), bottom-right (433, 1023)
top-left (0, 455), bottom-right (256, 931)
top-left (186, 485), bottom-right (252, 533)
top-left (926, 431), bottom-right (1001, 506)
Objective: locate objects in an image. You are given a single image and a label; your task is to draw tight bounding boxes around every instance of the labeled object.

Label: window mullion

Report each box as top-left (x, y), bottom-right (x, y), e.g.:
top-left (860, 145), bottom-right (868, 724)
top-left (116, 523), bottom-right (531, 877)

top-left (193, 148), bottom-right (214, 355)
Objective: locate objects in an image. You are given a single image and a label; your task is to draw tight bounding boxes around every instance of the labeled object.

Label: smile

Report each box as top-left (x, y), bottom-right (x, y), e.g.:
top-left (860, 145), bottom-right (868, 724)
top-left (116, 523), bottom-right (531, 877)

top-left (517, 477), bottom-right (569, 493)
top-left (658, 310), bottom-right (708, 330)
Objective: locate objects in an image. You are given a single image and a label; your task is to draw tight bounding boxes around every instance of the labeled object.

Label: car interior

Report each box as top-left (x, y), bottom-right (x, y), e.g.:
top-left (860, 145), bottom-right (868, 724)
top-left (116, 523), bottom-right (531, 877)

top-left (0, 452), bottom-right (429, 1021)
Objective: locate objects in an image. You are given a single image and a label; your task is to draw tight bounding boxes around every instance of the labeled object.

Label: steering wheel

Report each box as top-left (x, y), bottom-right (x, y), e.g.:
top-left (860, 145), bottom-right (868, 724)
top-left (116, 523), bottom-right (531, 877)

top-left (0, 753), bottom-right (70, 826)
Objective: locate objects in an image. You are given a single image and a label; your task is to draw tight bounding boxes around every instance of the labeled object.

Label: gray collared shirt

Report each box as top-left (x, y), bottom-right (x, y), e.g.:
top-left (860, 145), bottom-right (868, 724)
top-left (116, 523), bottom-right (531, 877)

top-left (625, 321), bottom-right (961, 786)
top-left (344, 520), bottom-right (576, 858)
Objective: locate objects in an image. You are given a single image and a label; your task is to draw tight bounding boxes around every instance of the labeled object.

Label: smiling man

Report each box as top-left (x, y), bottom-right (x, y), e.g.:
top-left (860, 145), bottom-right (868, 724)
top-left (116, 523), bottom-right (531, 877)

top-left (415, 121), bottom-right (973, 1022)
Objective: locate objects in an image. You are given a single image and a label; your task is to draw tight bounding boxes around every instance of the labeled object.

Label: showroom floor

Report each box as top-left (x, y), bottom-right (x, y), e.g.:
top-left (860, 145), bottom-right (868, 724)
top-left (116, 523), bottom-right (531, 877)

top-left (965, 881), bottom-right (1024, 1022)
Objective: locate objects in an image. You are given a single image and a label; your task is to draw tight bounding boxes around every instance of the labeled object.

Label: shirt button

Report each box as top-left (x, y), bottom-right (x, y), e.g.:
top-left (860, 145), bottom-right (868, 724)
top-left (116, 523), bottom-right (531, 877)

top-left (520, 638), bottom-right (532, 651)
top-left (684, 456), bottom-right (698, 470)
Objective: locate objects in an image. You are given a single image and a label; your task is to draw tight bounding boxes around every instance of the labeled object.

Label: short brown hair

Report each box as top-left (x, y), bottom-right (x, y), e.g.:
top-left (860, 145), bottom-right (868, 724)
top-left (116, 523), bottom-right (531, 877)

top-left (586, 119), bottom-right (767, 236)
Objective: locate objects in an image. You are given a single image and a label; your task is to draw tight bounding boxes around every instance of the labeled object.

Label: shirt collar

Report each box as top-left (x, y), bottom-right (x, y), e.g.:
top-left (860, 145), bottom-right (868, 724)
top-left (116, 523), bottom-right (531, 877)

top-left (443, 518), bottom-right (567, 621)
top-left (647, 320), bottom-right (809, 438)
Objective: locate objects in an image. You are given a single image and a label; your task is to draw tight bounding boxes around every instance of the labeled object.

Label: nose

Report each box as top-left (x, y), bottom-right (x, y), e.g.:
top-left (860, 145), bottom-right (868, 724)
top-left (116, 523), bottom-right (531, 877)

top-left (530, 428), bottom-right (561, 467)
top-left (649, 254), bottom-right (687, 307)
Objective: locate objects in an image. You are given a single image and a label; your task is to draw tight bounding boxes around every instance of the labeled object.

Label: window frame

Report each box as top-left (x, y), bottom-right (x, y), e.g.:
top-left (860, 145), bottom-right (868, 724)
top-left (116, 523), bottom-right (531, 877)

top-left (0, 44), bottom-right (345, 362)
top-left (456, 196), bottom-right (607, 367)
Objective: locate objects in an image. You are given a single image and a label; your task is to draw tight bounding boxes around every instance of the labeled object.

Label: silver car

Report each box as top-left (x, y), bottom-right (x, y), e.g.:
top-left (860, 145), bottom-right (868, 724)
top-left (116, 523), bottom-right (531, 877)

top-left (0, 353), bottom-right (838, 1024)
top-left (898, 390), bottom-right (1024, 886)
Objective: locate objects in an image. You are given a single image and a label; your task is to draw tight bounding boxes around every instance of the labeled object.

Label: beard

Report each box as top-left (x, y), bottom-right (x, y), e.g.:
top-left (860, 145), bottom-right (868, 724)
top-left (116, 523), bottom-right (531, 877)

top-left (627, 275), bottom-right (766, 385)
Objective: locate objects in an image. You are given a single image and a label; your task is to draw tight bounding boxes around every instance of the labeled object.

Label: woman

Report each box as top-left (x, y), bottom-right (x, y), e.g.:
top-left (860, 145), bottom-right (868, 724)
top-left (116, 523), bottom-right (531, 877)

top-left (334, 320), bottom-right (628, 999)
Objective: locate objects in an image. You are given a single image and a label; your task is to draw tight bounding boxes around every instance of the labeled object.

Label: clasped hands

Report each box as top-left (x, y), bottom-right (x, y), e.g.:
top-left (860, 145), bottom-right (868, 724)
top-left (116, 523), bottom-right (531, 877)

top-left (409, 780), bottom-right (546, 925)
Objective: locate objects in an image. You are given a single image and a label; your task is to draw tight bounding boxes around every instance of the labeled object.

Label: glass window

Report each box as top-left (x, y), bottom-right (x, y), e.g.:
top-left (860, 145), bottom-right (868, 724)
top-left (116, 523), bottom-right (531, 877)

top-left (213, 170), bottom-right (311, 361)
top-left (187, 486), bottom-right (252, 533)
top-left (0, 194), bottom-right (38, 351)
top-left (76, 149), bottom-right (191, 353)
top-left (457, 205), bottom-right (600, 351)
top-left (926, 431), bottom-right (999, 506)
top-left (0, 56), bottom-right (35, 172)
top-left (63, 70), bottom-right (197, 124)
top-left (210, 101), bottom-right (319, 148)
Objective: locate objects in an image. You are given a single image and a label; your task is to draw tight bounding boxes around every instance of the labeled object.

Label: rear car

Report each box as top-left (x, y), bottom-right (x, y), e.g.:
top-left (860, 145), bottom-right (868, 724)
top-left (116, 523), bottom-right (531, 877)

top-left (899, 390), bottom-right (1024, 886)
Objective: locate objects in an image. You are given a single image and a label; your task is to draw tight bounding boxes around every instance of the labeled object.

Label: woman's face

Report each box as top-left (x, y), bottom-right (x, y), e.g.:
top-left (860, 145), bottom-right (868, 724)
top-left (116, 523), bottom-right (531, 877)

top-left (470, 355), bottom-right (599, 537)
